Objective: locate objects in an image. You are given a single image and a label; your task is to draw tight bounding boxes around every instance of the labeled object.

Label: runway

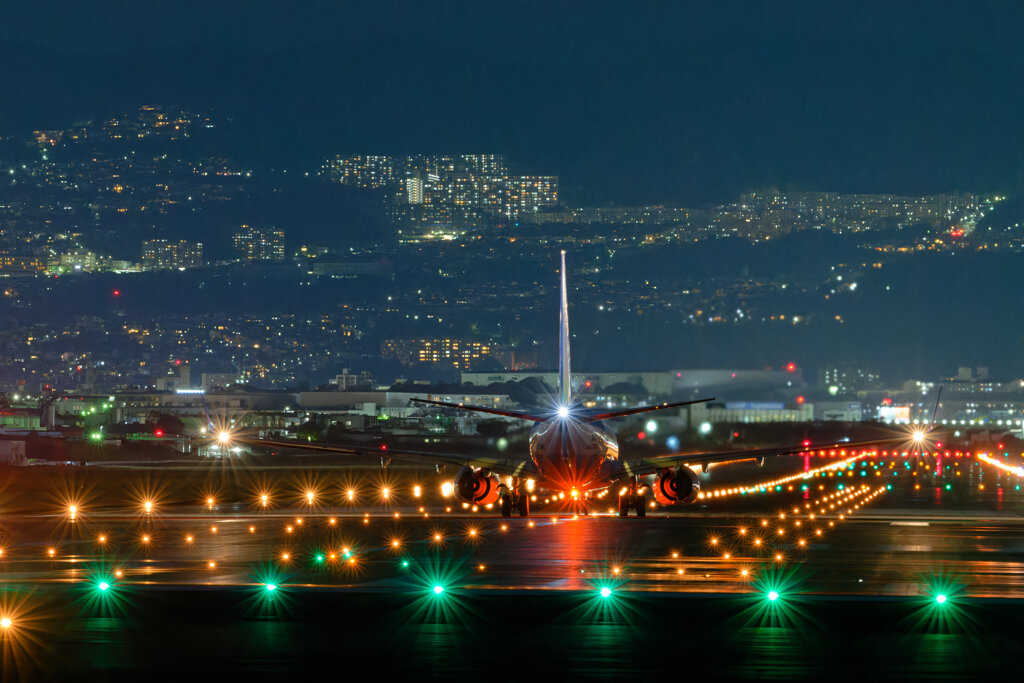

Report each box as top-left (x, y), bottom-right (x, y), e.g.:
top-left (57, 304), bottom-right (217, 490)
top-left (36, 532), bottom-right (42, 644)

top-left (1, 455), bottom-right (1023, 679)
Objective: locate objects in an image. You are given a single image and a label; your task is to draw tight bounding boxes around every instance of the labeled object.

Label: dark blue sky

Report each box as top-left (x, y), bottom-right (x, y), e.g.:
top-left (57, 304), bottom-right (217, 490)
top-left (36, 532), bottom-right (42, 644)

top-left (3, 1), bottom-right (1023, 204)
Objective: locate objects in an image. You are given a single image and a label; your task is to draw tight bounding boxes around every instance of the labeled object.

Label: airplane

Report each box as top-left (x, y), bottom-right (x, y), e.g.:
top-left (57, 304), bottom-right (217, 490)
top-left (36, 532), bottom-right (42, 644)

top-left (221, 250), bottom-right (925, 518)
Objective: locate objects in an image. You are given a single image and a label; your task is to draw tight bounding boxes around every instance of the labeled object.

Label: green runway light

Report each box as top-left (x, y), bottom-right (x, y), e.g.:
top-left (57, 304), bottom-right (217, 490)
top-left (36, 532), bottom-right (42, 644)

top-left (315, 554), bottom-right (324, 562)
top-left (767, 590), bottom-right (780, 601)
top-left (935, 594), bottom-right (947, 604)
top-left (401, 560), bottom-right (409, 567)
top-left (265, 583), bottom-right (277, 591)
top-left (599, 587), bottom-right (612, 598)
top-left (97, 581), bottom-right (110, 591)
top-left (433, 585), bottom-right (444, 595)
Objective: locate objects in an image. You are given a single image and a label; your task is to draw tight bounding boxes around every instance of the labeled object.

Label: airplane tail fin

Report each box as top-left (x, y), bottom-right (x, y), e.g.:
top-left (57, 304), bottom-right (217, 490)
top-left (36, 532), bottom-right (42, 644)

top-left (558, 250), bottom-right (571, 407)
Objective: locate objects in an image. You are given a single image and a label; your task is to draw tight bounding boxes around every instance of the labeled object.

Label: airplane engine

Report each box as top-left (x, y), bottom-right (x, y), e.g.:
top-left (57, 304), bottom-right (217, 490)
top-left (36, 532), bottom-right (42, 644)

top-left (652, 466), bottom-right (700, 505)
top-left (454, 466), bottom-right (501, 505)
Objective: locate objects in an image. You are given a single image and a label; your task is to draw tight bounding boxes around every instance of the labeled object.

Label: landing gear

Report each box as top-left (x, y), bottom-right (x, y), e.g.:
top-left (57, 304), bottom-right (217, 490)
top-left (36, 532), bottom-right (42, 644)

top-left (618, 487), bottom-right (647, 517)
top-left (517, 491), bottom-right (530, 517)
top-left (500, 491), bottom-right (513, 518)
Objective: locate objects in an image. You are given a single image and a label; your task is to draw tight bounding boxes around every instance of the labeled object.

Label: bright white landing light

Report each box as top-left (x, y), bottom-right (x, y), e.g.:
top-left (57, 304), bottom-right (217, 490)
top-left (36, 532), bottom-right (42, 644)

top-left (557, 406), bottom-right (570, 419)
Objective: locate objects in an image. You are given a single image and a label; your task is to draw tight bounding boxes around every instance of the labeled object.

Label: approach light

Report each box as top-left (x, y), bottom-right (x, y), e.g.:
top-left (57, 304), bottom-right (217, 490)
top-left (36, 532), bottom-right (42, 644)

top-left (767, 590), bottom-right (780, 601)
top-left (600, 587), bottom-right (612, 598)
top-left (557, 405), bottom-right (570, 419)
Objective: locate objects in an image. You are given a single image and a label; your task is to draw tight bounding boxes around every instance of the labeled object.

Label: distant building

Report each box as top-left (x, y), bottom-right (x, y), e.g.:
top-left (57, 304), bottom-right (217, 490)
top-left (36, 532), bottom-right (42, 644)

top-left (0, 254), bottom-right (47, 274)
top-left (141, 239), bottom-right (204, 270)
top-left (383, 338), bottom-right (494, 370)
top-left (232, 225), bottom-right (285, 261)
top-left (321, 155), bottom-right (395, 188)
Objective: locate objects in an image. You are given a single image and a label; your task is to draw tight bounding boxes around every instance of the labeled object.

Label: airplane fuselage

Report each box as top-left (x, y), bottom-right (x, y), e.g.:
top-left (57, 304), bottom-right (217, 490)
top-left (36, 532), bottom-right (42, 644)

top-left (528, 417), bottom-right (620, 493)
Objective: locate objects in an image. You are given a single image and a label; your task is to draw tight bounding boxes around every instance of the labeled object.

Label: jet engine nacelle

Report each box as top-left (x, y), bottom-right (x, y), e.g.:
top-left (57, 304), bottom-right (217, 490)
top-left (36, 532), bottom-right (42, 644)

top-left (454, 466), bottom-right (501, 505)
top-left (652, 466), bottom-right (700, 505)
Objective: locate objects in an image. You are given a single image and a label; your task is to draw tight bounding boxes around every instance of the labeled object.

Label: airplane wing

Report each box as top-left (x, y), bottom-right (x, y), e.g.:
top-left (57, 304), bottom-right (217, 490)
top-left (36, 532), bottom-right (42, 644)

top-left (232, 436), bottom-right (537, 477)
top-left (615, 435), bottom-right (912, 479)
top-left (410, 398), bottom-right (547, 422)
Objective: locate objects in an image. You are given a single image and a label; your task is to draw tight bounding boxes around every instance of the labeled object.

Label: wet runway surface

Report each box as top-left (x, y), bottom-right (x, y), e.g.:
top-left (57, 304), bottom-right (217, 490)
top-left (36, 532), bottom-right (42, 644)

top-left (1, 455), bottom-right (1024, 679)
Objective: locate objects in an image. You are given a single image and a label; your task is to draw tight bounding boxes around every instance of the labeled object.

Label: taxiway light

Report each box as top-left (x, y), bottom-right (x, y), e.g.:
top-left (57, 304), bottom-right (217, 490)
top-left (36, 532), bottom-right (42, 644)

top-left (185, 535), bottom-right (194, 543)
top-left (47, 548), bottom-right (55, 557)
top-left (413, 485), bottom-right (422, 498)
top-left (98, 535), bottom-right (106, 543)
top-left (306, 491), bottom-right (315, 504)
top-left (599, 587), bottom-right (612, 598)
top-left (144, 501), bottom-right (153, 513)
top-left (261, 495), bottom-right (269, 506)
top-left (207, 561), bottom-right (216, 568)
top-left (281, 553), bottom-right (290, 561)
top-left (381, 487), bottom-right (390, 500)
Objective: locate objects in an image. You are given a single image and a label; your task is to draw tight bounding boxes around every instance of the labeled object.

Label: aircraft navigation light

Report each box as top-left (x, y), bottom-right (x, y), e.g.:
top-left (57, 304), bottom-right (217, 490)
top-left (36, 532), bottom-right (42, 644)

top-left (557, 405), bottom-right (570, 419)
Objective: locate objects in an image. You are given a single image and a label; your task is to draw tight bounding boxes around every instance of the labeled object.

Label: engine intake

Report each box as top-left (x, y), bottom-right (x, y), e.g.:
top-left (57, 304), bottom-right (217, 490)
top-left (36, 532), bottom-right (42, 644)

top-left (454, 466), bottom-right (501, 505)
top-left (652, 466), bottom-right (700, 505)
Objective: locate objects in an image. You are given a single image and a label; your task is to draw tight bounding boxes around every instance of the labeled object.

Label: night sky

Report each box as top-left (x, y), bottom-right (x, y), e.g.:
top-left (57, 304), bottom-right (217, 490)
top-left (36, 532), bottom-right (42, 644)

top-left (3, 1), bottom-right (1024, 205)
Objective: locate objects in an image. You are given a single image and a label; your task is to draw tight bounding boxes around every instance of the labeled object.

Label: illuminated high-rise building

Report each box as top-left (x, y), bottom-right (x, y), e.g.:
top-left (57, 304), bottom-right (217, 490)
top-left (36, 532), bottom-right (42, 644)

top-left (232, 225), bottom-right (286, 261)
top-left (140, 239), bottom-right (204, 270)
top-left (321, 155), bottom-right (395, 188)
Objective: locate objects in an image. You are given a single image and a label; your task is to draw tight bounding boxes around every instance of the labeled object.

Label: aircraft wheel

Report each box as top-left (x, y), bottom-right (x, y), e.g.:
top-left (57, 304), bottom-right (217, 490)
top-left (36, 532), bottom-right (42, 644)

top-left (500, 493), bottom-right (512, 518)
top-left (635, 493), bottom-right (647, 518)
top-left (618, 493), bottom-right (630, 517)
top-left (517, 493), bottom-right (530, 517)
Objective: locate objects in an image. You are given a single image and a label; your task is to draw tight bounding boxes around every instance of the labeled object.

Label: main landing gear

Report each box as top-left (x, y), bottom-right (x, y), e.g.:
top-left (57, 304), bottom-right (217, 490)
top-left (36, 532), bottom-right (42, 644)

top-left (500, 486), bottom-right (530, 518)
top-left (618, 488), bottom-right (647, 518)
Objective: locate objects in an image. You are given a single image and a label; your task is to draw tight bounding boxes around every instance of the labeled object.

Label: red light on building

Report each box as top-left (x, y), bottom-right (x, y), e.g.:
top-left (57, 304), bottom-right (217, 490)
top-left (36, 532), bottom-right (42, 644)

top-left (112, 289), bottom-right (120, 297)
top-left (796, 396), bottom-right (805, 404)
top-left (785, 362), bottom-right (796, 372)
top-left (637, 432), bottom-right (646, 440)
top-left (174, 359), bottom-right (181, 366)
top-left (154, 429), bottom-right (164, 437)
top-left (802, 439), bottom-right (812, 447)
top-left (882, 398), bottom-right (893, 406)
top-left (584, 381), bottom-right (592, 388)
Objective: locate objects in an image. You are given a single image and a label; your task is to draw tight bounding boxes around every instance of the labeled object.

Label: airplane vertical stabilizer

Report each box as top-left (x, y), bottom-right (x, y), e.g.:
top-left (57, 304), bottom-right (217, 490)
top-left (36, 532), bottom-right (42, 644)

top-left (558, 250), bottom-right (571, 406)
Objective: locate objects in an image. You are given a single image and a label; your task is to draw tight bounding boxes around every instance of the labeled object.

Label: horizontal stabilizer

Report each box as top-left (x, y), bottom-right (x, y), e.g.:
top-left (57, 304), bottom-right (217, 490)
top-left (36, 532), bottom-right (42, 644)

top-left (582, 398), bottom-right (715, 423)
top-left (410, 398), bottom-right (547, 422)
